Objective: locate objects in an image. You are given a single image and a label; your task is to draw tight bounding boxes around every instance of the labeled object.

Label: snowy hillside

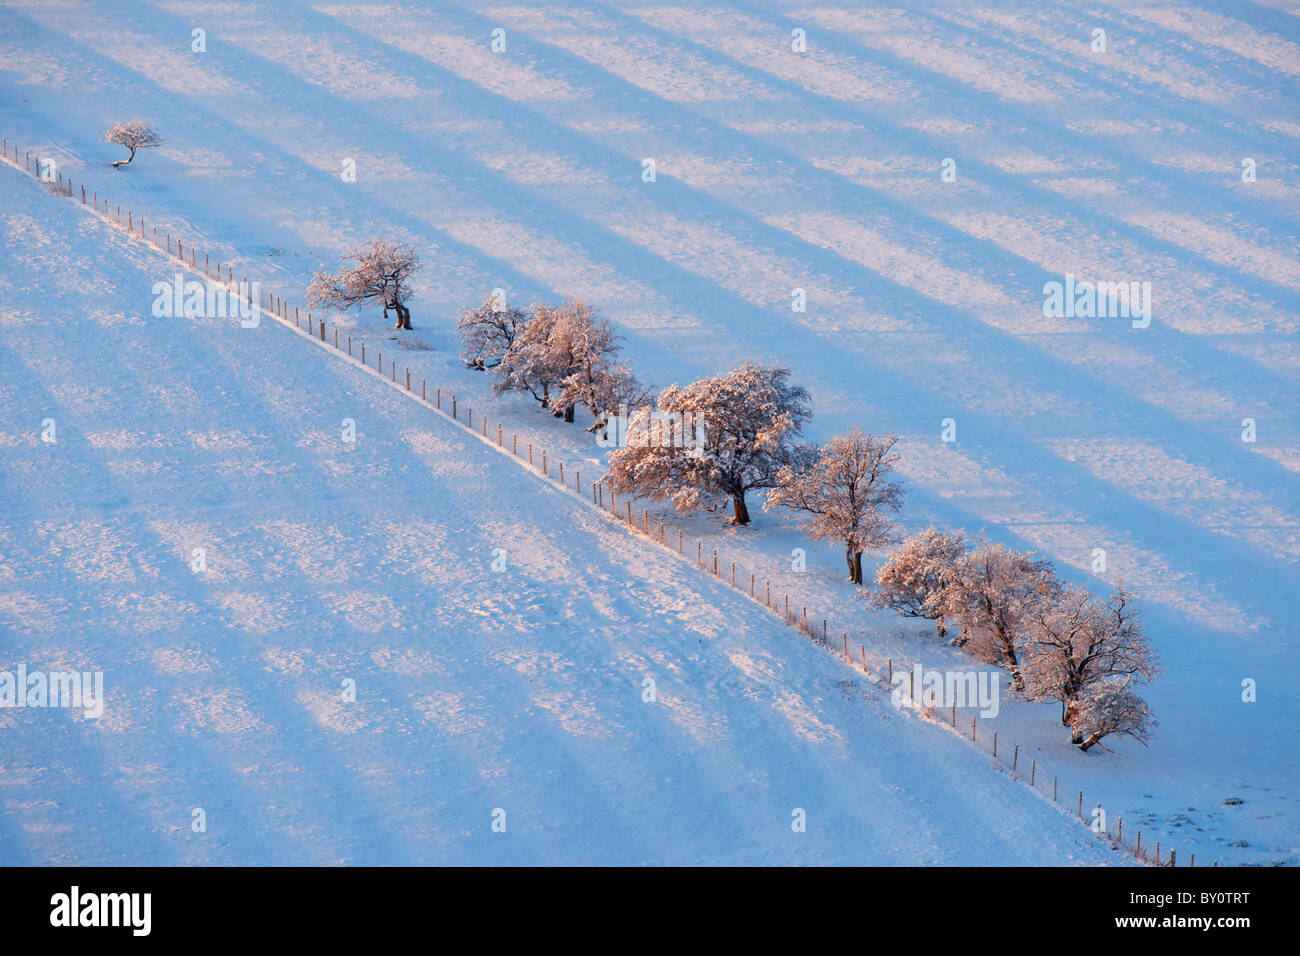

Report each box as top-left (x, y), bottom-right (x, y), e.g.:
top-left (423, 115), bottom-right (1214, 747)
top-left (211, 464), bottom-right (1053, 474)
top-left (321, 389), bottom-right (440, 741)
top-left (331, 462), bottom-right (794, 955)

top-left (1, 0), bottom-right (1297, 865)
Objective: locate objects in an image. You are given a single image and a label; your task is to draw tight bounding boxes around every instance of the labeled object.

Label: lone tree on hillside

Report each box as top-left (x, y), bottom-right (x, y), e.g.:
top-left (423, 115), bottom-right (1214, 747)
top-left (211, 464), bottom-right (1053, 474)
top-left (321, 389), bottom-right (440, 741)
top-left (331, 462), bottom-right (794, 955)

top-left (105, 120), bottom-right (162, 168)
top-left (458, 293), bottom-right (530, 370)
top-left (605, 362), bottom-right (811, 525)
top-left (871, 528), bottom-right (967, 636)
top-left (307, 240), bottom-right (421, 330)
top-left (767, 429), bottom-right (903, 584)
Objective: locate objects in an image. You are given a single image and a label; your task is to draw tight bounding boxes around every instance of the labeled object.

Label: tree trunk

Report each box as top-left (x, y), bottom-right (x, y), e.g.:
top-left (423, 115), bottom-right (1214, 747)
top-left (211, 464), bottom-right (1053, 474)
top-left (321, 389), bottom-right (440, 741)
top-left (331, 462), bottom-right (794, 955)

top-left (1079, 732), bottom-right (1103, 752)
top-left (393, 302), bottom-right (412, 330)
top-left (732, 493), bottom-right (751, 525)
top-left (845, 547), bottom-right (863, 584)
top-left (1000, 630), bottom-right (1024, 690)
top-left (111, 146), bottom-right (136, 168)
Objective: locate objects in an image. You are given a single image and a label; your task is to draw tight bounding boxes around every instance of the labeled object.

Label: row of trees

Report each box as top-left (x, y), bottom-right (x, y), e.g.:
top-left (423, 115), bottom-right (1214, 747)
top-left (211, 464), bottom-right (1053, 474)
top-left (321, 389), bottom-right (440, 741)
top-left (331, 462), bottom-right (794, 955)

top-left (461, 302), bottom-right (906, 583)
top-left (873, 530), bottom-right (1158, 751)
top-left (458, 295), bottom-right (653, 424)
top-left (458, 295), bottom-right (1156, 754)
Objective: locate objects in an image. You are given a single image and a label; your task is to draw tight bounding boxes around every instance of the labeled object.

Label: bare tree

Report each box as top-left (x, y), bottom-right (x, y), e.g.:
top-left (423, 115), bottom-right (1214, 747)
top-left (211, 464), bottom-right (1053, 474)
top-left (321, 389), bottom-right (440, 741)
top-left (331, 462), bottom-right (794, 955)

top-left (105, 120), bottom-right (162, 168)
top-left (307, 240), bottom-right (420, 330)
top-left (870, 528), bottom-right (966, 636)
top-left (942, 540), bottom-right (1059, 688)
top-left (767, 429), bottom-right (903, 584)
top-left (1071, 677), bottom-right (1157, 752)
top-left (457, 294), bottom-right (530, 370)
top-left (605, 363), bottom-right (811, 525)
top-left (1021, 584), bottom-right (1158, 741)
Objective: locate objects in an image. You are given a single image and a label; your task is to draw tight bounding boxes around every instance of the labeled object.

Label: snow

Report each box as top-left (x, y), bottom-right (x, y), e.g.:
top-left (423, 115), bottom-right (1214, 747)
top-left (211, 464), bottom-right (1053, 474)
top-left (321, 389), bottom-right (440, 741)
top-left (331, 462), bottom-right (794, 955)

top-left (0, 0), bottom-right (1296, 865)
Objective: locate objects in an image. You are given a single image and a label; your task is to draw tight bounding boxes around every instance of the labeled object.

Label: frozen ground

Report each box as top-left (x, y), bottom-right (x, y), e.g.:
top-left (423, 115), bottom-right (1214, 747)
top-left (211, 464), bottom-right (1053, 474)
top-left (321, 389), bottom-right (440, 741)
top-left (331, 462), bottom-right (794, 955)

top-left (0, 176), bottom-right (1121, 864)
top-left (0, 0), bottom-right (1297, 864)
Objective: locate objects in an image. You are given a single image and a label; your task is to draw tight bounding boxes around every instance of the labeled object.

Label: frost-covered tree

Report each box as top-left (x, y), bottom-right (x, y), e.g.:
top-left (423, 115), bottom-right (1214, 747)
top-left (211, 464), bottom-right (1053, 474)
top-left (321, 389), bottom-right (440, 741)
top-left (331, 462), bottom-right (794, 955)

top-left (550, 304), bottom-right (626, 424)
top-left (1021, 584), bottom-right (1158, 742)
top-left (492, 300), bottom-right (575, 417)
top-left (871, 528), bottom-right (966, 636)
top-left (1071, 677), bottom-right (1157, 752)
top-left (582, 364), bottom-right (656, 434)
top-left (942, 540), bottom-right (1059, 688)
top-left (605, 362), bottom-right (811, 525)
top-left (307, 240), bottom-right (420, 330)
top-left (105, 120), bottom-right (162, 168)
top-left (457, 294), bottom-right (529, 370)
top-left (767, 429), bottom-right (903, 584)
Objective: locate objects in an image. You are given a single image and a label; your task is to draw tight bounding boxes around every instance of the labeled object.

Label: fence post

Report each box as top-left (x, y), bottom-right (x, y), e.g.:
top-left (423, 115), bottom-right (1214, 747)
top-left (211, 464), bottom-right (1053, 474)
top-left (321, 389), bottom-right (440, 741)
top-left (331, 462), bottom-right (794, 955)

top-left (678, 530), bottom-right (682, 554)
top-left (1053, 777), bottom-right (1057, 801)
top-left (823, 620), bottom-right (827, 644)
top-left (842, 633), bottom-right (848, 658)
top-left (750, 572), bottom-right (754, 597)
top-left (498, 424), bottom-right (502, 446)
top-left (1078, 791), bottom-right (1083, 817)
top-left (712, 550), bottom-right (717, 575)
top-left (971, 715), bottom-right (976, 740)
top-left (992, 730), bottom-right (997, 757)
top-left (951, 702), bottom-right (956, 726)
top-left (1012, 744), bottom-right (1019, 773)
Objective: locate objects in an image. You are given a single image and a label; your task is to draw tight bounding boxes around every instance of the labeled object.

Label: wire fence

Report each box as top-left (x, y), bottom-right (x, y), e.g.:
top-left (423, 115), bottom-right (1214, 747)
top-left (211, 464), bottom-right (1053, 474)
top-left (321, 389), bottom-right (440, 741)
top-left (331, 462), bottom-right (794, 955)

top-left (2, 132), bottom-right (1205, 868)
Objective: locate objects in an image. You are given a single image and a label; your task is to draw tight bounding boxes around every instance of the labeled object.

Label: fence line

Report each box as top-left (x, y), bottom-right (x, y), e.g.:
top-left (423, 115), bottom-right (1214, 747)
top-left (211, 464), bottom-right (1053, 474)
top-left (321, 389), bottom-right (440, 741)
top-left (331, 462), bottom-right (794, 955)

top-left (1, 133), bottom-right (1195, 867)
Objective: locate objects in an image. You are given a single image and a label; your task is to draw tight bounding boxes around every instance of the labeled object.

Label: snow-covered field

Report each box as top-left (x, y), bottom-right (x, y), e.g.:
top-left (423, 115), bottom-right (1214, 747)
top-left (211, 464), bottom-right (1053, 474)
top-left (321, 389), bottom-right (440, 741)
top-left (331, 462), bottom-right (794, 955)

top-left (1, 0), bottom-right (1297, 865)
